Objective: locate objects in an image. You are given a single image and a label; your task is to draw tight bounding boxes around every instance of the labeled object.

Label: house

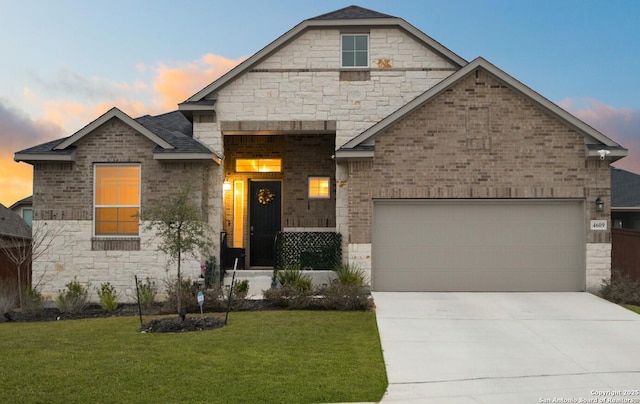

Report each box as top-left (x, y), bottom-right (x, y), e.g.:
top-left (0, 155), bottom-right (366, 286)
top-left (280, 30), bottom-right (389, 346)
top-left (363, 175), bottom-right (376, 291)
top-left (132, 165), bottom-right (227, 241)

top-left (9, 195), bottom-right (33, 227)
top-left (611, 168), bottom-right (640, 230)
top-left (0, 204), bottom-right (32, 290)
top-left (15, 5), bottom-right (627, 300)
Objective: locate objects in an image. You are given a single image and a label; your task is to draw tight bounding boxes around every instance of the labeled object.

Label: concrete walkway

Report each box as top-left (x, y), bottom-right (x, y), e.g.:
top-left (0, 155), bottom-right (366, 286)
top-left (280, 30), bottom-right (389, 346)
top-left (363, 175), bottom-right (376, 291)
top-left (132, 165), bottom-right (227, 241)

top-left (373, 292), bottom-right (640, 403)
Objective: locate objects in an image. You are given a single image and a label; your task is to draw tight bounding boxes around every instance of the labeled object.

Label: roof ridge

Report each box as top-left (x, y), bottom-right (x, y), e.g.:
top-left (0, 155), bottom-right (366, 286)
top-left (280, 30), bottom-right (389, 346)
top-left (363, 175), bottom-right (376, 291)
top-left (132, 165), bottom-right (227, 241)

top-left (310, 5), bottom-right (396, 20)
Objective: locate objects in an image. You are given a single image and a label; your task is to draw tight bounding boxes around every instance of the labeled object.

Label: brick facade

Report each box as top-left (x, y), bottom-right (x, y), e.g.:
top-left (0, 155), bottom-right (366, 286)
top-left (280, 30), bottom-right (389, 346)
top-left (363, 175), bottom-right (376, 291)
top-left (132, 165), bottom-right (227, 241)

top-left (31, 118), bottom-right (213, 301)
top-left (23, 10), bottom-right (623, 297)
top-left (34, 118), bottom-right (212, 221)
top-left (222, 134), bottom-right (336, 248)
top-left (347, 69), bottom-right (610, 243)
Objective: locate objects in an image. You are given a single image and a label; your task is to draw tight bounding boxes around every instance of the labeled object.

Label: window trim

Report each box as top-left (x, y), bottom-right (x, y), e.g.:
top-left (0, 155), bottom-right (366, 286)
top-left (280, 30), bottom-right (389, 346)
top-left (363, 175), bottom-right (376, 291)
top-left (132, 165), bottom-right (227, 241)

top-left (308, 177), bottom-right (330, 199)
top-left (341, 34), bottom-right (369, 68)
top-left (93, 163), bottom-right (141, 238)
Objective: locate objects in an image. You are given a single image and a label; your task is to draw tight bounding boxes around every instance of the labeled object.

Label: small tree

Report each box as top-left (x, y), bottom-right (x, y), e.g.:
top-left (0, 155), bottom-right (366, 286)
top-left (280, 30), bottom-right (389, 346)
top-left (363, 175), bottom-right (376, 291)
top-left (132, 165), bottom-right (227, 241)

top-left (139, 185), bottom-right (213, 314)
top-left (0, 221), bottom-right (63, 310)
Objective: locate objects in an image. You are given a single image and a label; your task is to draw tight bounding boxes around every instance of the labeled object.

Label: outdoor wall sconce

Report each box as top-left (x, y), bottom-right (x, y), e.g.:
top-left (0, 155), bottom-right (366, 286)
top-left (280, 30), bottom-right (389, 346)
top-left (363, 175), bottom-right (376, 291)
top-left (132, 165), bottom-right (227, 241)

top-left (595, 197), bottom-right (604, 212)
top-left (223, 181), bottom-right (232, 192)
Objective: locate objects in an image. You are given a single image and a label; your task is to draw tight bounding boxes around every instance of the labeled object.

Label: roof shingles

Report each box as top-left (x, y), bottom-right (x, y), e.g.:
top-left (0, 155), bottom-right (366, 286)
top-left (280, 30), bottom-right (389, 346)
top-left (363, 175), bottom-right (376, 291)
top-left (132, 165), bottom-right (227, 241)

top-left (15, 110), bottom-right (215, 160)
top-left (0, 204), bottom-right (31, 239)
top-left (310, 5), bottom-right (395, 20)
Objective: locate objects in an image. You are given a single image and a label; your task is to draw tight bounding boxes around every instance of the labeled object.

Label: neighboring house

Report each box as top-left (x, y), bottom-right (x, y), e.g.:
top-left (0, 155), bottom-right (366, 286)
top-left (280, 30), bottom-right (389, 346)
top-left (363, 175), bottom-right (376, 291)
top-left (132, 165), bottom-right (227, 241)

top-left (0, 204), bottom-right (32, 289)
top-left (611, 168), bottom-right (640, 230)
top-left (15, 5), bottom-right (627, 300)
top-left (9, 195), bottom-right (33, 227)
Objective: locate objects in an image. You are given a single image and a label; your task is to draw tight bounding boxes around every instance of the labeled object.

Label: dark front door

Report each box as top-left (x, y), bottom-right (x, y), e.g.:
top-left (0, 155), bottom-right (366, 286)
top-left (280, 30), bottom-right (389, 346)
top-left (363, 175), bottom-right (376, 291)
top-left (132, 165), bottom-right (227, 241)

top-left (249, 180), bottom-right (281, 267)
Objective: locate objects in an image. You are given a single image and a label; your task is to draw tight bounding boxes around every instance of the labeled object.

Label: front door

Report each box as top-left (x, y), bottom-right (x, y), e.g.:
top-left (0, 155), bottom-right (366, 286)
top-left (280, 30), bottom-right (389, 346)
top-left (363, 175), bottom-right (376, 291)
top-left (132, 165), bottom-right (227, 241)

top-left (249, 180), bottom-right (281, 267)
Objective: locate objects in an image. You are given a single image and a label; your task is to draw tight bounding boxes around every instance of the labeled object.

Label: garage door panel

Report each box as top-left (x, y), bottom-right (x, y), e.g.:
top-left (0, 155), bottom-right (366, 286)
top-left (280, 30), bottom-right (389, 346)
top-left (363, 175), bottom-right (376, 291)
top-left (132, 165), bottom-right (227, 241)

top-left (372, 200), bottom-right (585, 292)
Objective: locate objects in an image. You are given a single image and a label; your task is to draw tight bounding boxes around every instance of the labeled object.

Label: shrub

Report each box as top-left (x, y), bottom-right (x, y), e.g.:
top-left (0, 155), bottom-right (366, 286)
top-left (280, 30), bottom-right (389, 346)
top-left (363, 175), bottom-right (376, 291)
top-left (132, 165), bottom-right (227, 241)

top-left (334, 262), bottom-right (365, 287)
top-left (136, 278), bottom-right (158, 312)
top-left (21, 287), bottom-right (44, 316)
top-left (233, 279), bottom-right (250, 299)
top-left (600, 272), bottom-right (640, 305)
top-left (202, 287), bottom-right (228, 312)
top-left (274, 265), bottom-right (312, 291)
top-left (163, 277), bottom-right (198, 312)
top-left (96, 282), bottom-right (118, 313)
top-left (0, 280), bottom-right (18, 315)
top-left (263, 284), bottom-right (315, 309)
top-left (56, 278), bottom-right (89, 314)
top-left (320, 284), bottom-right (373, 311)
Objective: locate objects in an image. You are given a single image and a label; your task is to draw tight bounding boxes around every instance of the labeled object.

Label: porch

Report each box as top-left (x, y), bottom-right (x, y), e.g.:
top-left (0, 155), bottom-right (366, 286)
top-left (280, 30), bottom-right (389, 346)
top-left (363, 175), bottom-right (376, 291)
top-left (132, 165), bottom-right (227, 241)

top-left (220, 130), bottom-right (337, 268)
top-left (218, 230), bottom-right (342, 298)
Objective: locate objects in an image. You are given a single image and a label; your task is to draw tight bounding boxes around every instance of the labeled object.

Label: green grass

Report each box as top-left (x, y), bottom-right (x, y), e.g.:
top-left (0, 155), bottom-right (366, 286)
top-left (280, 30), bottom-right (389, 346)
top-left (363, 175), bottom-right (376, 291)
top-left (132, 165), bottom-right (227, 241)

top-left (0, 311), bottom-right (387, 404)
top-left (623, 304), bottom-right (640, 314)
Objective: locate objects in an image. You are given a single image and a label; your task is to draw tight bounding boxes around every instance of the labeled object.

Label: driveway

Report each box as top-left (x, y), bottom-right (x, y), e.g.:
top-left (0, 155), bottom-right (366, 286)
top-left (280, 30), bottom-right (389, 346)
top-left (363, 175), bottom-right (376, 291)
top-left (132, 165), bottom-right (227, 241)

top-left (373, 292), bottom-right (640, 403)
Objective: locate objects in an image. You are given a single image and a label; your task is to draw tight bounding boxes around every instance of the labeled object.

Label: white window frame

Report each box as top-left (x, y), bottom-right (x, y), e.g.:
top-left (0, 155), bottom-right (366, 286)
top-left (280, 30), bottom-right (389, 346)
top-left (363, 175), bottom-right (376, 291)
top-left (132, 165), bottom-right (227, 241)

top-left (308, 177), bottom-right (330, 199)
top-left (341, 34), bottom-right (369, 68)
top-left (93, 163), bottom-right (141, 237)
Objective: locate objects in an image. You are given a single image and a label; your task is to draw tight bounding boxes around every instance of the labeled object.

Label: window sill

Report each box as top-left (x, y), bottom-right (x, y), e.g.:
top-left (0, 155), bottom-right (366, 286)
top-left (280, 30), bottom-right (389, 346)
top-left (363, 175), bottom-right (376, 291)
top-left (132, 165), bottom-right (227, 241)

top-left (339, 70), bottom-right (370, 82)
top-left (92, 237), bottom-right (140, 251)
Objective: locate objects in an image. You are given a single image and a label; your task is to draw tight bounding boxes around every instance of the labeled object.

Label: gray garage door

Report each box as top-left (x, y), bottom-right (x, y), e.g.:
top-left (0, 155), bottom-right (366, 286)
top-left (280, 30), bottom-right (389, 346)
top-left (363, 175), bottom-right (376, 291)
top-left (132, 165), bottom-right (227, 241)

top-left (372, 199), bottom-right (585, 292)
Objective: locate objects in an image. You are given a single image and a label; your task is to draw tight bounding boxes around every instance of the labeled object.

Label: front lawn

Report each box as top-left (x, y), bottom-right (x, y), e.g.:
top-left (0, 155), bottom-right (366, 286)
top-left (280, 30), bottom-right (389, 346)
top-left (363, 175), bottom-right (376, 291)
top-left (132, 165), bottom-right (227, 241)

top-left (0, 311), bottom-right (387, 403)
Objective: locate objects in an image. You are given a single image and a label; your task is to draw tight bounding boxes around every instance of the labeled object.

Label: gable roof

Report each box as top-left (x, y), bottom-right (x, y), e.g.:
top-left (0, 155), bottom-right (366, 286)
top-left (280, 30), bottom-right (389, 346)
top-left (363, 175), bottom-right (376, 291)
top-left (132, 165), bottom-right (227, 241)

top-left (0, 204), bottom-right (31, 240)
top-left (9, 195), bottom-right (32, 211)
top-left (15, 108), bottom-right (221, 164)
top-left (336, 57), bottom-right (628, 161)
top-left (311, 5), bottom-right (394, 20)
top-left (611, 168), bottom-right (640, 208)
top-left (179, 5), bottom-right (467, 111)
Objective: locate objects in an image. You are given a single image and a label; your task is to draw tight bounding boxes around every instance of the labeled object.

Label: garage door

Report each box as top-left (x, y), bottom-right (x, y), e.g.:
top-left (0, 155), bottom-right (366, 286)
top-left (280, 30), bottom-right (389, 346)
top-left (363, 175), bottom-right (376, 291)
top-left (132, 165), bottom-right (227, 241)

top-left (372, 199), bottom-right (585, 292)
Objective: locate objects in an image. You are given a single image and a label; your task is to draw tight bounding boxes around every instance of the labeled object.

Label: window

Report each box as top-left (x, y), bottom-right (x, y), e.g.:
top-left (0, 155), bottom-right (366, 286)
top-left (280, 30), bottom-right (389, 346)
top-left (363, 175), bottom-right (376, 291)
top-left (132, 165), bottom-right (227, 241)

top-left (341, 34), bottom-right (369, 68)
top-left (94, 165), bottom-right (140, 236)
top-left (235, 159), bottom-right (282, 173)
top-left (309, 177), bottom-right (330, 199)
top-left (233, 180), bottom-right (244, 248)
top-left (22, 208), bottom-right (32, 227)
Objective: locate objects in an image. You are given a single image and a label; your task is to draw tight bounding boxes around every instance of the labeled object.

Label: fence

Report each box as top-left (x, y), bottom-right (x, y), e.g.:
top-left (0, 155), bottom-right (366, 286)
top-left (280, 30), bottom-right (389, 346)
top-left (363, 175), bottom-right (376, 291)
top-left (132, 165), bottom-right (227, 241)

top-left (611, 228), bottom-right (640, 282)
top-left (274, 231), bottom-right (342, 270)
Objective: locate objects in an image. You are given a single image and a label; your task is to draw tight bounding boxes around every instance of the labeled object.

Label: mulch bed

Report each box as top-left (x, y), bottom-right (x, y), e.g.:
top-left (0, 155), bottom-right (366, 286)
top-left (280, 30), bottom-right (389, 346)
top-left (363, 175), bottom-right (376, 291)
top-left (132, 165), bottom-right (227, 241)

top-left (1, 301), bottom-right (276, 333)
top-left (140, 316), bottom-right (226, 333)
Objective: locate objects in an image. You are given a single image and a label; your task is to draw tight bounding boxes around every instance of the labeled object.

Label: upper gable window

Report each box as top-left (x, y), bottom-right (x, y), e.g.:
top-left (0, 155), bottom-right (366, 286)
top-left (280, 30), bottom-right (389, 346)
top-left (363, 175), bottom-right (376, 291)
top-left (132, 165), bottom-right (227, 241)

top-left (94, 164), bottom-right (140, 236)
top-left (341, 34), bottom-right (369, 68)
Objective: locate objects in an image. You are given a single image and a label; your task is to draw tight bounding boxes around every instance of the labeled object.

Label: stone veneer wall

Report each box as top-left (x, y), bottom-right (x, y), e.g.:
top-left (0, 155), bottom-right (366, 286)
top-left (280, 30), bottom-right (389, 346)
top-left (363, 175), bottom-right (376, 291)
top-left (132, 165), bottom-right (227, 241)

top-left (346, 68), bottom-right (612, 290)
top-left (31, 220), bottom-right (204, 303)
top-left (31, 118), bottom-right (213, 302)
top-left (193, 26), bottom-right (460, 269)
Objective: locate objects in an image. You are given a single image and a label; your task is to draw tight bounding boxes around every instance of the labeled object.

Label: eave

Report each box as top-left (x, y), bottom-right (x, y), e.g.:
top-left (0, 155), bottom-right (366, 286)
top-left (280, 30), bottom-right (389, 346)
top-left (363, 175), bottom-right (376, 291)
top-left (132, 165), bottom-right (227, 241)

top-left (338, 57), bottom-right (628, 160)
top-left (153, 152), bottom-right (222, 165)
top-left (14, 151), bottom-right (76, 163)
top-left (55, 107), bottom-right (175, 151)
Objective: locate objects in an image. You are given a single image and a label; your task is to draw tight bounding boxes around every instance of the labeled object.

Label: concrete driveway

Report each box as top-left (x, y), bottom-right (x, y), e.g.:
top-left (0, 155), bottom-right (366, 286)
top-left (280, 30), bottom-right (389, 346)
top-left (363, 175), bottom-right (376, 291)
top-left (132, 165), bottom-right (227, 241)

top-left (373, 292), bottom-right (640, 403)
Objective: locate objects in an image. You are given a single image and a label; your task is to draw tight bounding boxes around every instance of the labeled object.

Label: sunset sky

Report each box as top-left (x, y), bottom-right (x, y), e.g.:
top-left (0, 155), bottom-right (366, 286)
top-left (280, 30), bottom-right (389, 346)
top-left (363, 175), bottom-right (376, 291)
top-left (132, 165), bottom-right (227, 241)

top-left (1, 0), bottom-right (639, 207)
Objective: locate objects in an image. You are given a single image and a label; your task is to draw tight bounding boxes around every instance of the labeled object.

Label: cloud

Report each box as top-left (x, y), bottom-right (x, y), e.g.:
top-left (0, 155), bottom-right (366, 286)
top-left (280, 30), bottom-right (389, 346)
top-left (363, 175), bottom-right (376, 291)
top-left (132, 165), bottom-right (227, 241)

top-left (0, 100), bottom-right (63, 206)
top-left (0, 99), bottom-right (63, 152)
top-left (559, 98), bottom-right (640, 174)
top-left (152, 53), bottom-right (246, 110)
top-left (0, 156), bottom-right (32, 208)
top-left (21, 53), bottom-right (245, 133)
top-left (1, 53), bottom-right (243, 207)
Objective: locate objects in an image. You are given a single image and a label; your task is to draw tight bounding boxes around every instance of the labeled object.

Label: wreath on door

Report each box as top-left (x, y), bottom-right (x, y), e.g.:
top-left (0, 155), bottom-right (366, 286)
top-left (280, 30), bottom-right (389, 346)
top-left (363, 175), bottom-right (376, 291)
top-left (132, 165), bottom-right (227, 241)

top-left (257, 188), bottom-right (275, 205)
